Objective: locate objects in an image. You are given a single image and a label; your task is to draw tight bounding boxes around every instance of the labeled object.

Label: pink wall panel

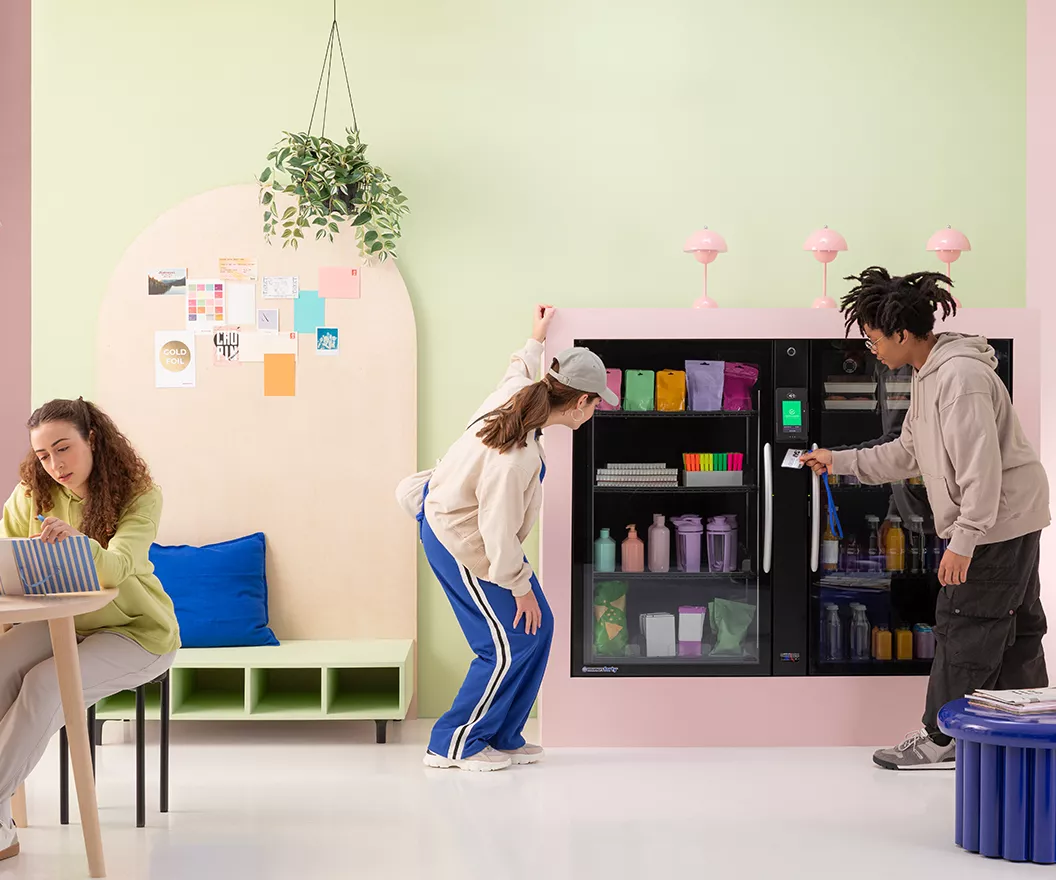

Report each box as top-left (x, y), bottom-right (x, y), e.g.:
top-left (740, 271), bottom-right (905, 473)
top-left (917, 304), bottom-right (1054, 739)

top-left (0, 0), bottom-right (32, 475)
top-left (1027, 0), bottom-right (1056, 664)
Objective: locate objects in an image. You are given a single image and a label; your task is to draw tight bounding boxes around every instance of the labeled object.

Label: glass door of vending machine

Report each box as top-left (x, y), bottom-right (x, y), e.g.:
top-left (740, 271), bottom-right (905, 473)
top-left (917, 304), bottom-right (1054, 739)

top-left (807, 338), bottom-right (1013, 676)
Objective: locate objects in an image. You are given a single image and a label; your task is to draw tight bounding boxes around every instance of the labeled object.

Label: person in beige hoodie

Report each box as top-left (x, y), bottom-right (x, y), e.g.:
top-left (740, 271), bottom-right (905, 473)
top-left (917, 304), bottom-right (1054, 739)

top-left (396, 305), bottom-right (617, 772)
top-left (803, 267), bottom-right (1050, 771)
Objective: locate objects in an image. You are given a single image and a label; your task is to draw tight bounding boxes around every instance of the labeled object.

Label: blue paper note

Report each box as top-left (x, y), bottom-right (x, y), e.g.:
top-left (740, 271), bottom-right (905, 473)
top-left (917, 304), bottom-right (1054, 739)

top-left (294, 289), bottom-right (326, 334)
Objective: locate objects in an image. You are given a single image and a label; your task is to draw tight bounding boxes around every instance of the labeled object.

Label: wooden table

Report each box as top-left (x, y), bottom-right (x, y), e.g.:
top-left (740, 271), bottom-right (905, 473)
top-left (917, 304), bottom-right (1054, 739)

top-left (0, 590), bottom-right (117, 878)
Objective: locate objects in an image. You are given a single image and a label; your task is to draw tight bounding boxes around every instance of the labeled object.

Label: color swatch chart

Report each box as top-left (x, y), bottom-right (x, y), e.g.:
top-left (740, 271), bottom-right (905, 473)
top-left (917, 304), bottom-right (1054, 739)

top-left (187, 280), bottom-right (225, 330)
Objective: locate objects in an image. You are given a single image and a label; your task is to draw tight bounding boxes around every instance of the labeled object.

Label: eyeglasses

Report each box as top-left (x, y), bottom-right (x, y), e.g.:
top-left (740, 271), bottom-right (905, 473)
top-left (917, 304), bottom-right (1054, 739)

top-left (864, 337), bottom-right (879, 354)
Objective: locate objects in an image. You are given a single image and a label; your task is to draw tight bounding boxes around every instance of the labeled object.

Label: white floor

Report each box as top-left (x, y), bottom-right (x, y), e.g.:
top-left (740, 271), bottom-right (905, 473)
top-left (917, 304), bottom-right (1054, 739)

top-left (6, 720), bottom-right (1029, 880)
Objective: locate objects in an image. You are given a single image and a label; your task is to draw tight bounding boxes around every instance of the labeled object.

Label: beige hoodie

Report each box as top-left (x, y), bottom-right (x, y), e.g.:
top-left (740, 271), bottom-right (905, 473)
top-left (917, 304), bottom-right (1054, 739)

top-left (419, 339), bottom-right (546, 596)
top-left (830, 334), bottom-right (1049, 557)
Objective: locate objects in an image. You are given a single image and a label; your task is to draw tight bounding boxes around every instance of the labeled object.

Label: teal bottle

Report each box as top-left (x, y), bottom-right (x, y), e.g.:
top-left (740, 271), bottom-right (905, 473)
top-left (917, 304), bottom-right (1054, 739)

top-left (594, 528), bottom-right (617, 572)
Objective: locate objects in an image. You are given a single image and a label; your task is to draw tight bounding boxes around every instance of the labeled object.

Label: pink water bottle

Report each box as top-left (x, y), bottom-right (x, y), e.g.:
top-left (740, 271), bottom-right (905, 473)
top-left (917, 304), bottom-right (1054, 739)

top-left (622, 524), bottom-right (645, 573)
top-left (648, 514), bottom-right (670, 573)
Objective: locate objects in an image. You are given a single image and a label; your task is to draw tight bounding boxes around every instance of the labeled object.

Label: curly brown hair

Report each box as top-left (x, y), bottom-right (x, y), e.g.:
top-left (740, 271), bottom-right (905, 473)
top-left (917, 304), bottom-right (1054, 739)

top-left (19, 398), bottom-right (152, 547)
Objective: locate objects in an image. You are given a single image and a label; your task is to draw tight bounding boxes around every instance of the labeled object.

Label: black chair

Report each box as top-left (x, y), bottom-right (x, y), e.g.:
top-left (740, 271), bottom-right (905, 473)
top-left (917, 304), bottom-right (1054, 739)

top-left (59, 671), bottom-right (170, 828)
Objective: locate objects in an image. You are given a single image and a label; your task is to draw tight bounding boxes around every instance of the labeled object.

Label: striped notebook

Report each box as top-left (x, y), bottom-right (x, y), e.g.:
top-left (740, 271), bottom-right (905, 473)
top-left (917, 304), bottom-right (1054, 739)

top-left (0, 537), bottom-right (101, 596)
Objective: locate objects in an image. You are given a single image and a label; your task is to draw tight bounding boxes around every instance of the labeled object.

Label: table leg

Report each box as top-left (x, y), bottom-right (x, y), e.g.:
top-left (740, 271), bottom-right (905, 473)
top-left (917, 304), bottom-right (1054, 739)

top-left (48, 617), bottom-right (106, 878)
top-left (1, 625), bottom-right (25, 829)
top-left (11, 784), bottom-right (27, 828)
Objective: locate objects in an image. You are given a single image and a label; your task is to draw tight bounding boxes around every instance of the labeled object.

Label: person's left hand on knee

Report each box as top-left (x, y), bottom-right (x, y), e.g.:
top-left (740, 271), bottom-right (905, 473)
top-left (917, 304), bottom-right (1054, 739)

top-left (938, 549), bottom-right (971, 587)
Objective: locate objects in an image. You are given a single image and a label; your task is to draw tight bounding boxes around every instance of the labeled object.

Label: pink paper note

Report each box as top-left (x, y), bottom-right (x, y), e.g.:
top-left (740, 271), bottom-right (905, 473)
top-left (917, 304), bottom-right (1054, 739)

top-left (319, 266), bottom-right (361, 299)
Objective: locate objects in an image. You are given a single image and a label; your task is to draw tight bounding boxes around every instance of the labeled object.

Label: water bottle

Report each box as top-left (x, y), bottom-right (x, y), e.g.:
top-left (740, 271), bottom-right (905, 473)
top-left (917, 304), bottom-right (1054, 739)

top-left (909, 515), bottom-right (925, 574)
top-left (843, 534), bottom-right (860, 573)
top-left (865, 515), bottom-right (881, 566)
top-left (849, 603), bottom-right (871, 661)
top-left (825, 604), bottom-right (844, 661)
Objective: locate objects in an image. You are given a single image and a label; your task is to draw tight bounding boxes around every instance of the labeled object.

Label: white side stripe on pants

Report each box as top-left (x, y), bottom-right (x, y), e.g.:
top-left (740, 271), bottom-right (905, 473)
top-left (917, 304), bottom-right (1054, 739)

top-left (450, 566), bottom-right (512, 760)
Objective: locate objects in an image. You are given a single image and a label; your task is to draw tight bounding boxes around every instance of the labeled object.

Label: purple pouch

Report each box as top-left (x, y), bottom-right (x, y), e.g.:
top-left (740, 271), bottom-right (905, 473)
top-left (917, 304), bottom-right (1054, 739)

top-left (599, 369), bottom-right (622, 411)
top-left (685, 360), bottom-right (725, 411)
top-left (723, 362), bottom-right (759, 411)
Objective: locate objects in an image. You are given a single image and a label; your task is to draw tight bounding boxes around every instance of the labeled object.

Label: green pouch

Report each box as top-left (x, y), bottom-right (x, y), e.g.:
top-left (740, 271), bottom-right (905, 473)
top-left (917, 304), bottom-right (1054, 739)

top-left (710, 598), bottom-right (756, 656)
top-left (593, 581), bottom-right (629, 656)
top-left (623, 370), bottom-right (655, 411)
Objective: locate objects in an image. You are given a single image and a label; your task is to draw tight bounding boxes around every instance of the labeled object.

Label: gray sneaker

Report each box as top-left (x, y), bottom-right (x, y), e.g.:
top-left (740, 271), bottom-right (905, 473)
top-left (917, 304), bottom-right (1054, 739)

top-left (873, 728), bottom-right (956, 771)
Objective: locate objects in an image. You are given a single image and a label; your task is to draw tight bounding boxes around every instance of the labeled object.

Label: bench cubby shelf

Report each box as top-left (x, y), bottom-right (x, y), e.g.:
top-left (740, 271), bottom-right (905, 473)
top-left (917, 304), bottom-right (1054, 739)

top-left (94, 639), bottom-right (414, 743)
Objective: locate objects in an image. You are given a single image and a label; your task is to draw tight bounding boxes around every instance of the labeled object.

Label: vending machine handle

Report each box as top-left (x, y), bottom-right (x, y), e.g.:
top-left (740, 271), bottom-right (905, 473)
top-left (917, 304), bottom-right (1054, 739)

top-left (763, 442), bottom-right (773, 574)
top-left (810, 442), bottom-right (820, 573)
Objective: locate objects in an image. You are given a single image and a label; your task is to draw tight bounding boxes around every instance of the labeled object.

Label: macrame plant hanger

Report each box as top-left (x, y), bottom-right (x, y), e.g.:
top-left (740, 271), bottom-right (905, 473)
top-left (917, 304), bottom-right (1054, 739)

top-left (308, 1), bottom-right (359, 139)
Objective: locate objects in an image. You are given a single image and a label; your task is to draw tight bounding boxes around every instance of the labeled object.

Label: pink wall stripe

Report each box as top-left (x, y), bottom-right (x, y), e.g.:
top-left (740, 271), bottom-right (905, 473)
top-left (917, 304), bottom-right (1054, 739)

top-left (0, 0), bottom-right (31, 475)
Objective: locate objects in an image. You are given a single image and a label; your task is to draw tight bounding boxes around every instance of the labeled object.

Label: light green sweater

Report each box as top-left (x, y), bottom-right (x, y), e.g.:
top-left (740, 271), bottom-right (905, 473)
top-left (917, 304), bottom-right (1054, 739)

top-left (1, 483), bottom-right (180, 656)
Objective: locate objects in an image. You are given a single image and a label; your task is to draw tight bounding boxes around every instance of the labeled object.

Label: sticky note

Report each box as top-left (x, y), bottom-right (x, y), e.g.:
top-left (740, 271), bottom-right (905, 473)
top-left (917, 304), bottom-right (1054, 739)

top-left (319, 266), bottom-right (361, 299)
top-left (294, 289), bottom-right (326, 334)
top-left (264, 354), bottom-right (296, 397)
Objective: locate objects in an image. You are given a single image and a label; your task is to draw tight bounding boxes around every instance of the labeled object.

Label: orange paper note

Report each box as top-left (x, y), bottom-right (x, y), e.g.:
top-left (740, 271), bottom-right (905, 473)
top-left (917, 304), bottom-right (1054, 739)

top-left (264, 354), bottom-right (296, 397)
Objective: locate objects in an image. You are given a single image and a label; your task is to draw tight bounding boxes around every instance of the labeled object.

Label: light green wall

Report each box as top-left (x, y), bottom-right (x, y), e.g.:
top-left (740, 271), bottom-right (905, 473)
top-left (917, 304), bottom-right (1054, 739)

top-left (33, 1), bottom-right (1025, 715)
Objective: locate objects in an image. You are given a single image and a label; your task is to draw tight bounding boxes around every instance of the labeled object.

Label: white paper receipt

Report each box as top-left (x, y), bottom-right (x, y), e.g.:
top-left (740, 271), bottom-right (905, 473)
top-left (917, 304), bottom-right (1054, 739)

top-left (782, 449), bottom-right (807, 469)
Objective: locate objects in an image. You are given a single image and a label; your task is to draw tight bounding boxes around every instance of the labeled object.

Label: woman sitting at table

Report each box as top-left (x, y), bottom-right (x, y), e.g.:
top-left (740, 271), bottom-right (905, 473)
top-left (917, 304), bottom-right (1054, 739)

top-left (0, 398), bottom-right (179, 862)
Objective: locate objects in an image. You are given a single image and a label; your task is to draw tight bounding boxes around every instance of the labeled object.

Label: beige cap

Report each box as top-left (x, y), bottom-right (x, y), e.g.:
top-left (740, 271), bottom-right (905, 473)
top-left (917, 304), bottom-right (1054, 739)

top-left (549, 347), bottom-right (618, 406)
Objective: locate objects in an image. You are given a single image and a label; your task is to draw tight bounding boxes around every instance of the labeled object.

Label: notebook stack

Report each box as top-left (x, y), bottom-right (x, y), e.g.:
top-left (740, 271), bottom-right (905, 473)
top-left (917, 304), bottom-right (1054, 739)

top-left (968, 688), bottom-right (1056, 715)
top-left (596, 462), bottom-right (679, 488)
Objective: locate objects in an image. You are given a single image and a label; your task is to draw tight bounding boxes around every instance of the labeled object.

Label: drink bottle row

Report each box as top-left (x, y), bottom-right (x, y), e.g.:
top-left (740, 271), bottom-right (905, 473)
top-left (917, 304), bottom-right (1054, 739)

top-left (822, 509), bottom-right (949, 575)
top-left (822, 603), bottom-right (935, 663)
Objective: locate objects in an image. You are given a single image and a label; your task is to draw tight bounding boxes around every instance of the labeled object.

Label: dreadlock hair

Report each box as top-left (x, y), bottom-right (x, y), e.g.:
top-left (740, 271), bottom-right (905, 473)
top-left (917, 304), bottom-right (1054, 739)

top-left (840, 266), bottom-right (958, 340)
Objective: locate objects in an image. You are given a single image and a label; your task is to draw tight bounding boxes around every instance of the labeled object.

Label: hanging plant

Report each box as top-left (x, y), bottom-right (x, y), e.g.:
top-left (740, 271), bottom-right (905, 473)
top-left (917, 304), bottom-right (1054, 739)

top-left (258, 6), bottom-right (408, 261)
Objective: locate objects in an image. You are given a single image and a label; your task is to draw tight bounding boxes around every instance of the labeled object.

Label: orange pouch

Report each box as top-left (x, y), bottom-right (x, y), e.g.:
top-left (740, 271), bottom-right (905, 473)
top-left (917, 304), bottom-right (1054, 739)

top-left (656, 370), bottom-right (687, 412)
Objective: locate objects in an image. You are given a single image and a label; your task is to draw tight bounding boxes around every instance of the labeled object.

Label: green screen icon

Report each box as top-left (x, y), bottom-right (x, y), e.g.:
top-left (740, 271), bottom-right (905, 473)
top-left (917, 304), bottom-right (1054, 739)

top-left (782, 400), bottom-right (803, 427)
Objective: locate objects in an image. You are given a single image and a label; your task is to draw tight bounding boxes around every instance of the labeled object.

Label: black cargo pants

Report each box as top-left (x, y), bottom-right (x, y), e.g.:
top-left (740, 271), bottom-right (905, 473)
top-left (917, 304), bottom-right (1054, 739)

top-left (924, 531), bottom-right (1048, 735)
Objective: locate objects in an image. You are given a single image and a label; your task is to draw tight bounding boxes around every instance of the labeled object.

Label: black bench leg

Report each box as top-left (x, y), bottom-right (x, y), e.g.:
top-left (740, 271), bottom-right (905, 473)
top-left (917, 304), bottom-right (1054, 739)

top-left (59, 726), bottom-right (69, 825)
top-left (87, 705), bottom-right (97, 774)
top-left (160, 674), bottom-right (170, 814)
top-left (375, 720), bottom-right (387, 744)
top-left (136, 685), bottom-right (146, 828)
top-left (62, 709), bottom-right (98, 825)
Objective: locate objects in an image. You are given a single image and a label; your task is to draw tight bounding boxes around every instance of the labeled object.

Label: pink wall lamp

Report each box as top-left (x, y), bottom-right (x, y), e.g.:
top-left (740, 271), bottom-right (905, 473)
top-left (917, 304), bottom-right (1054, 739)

top-left (803, 226), bottom-right (848, 309)
top-left (683, 227), bottom-right (728, 308)
top-left (926, 225), bottom-right (970, 308)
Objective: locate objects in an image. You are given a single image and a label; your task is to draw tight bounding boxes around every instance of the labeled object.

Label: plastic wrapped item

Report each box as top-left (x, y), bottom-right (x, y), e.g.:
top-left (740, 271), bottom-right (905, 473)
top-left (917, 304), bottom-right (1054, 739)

top-left (655, 370), bottom-right (687, 412)
top-left (593, 581), bottom-right (629, 656)
top-left (685, 360), bottom-right (725, 411)
top-left (722, 362), bottom-right (759, 411)
top-left (599, 369), bottom-right (623, 411)
top-left (623, 370), bottom-right (655, 411)
top-left (708, 598), bottom-right (756, 656)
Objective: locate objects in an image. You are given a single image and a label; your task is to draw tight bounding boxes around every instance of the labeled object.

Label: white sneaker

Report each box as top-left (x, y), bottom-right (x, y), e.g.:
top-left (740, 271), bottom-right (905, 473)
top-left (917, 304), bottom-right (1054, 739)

top-left (423, 746), bottom-right (512, 772)
top-left (497, 743), bottom-right (545, 765)
top-left (0, 818), bottom-right (19, 862)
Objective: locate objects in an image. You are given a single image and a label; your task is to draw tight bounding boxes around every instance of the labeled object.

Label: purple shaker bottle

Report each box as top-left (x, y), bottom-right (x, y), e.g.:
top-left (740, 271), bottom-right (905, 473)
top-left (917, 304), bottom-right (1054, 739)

top-left (706, 515), bottom-right (738, 573)
top-left (671, 515), bottom-right (704, 573)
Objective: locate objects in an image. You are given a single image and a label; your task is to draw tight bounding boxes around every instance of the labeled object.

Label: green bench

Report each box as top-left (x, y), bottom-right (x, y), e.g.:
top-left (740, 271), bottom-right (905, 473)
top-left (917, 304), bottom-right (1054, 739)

top-left (94, 639), bottom-right (415, 743)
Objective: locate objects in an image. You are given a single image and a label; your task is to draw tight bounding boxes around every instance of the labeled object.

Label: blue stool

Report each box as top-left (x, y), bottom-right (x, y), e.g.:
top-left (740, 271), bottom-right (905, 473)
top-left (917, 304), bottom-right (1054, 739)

top-left (939, 698), bottom-right (1056, 863)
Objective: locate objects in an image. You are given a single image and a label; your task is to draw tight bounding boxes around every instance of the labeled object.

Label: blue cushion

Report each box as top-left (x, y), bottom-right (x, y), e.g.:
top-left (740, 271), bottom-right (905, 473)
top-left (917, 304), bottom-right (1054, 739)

top-left (150, 532), bottom-right (279, 648)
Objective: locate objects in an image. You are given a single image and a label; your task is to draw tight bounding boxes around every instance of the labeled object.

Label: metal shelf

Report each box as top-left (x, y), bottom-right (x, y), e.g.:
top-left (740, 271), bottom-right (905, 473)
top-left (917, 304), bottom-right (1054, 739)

top-left (594, 485), bottom-right (757, 494)
top-left (594, 410), bottom-right (757, 419)
top-left (591, 569), bottom-right (756, 580)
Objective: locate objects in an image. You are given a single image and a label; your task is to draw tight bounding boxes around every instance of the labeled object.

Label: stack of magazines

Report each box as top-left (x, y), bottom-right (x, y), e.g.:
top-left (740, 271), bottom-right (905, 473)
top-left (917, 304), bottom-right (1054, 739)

top-left (968, 688), bottom-right (1056, 715)
top-left (596, 462), bottom-right (679, 488)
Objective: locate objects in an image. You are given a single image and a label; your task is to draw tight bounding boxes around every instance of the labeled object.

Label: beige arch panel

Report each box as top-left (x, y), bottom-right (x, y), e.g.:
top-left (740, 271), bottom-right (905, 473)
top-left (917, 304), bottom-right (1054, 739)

top-left (96, 185), bottom-right (417, 645)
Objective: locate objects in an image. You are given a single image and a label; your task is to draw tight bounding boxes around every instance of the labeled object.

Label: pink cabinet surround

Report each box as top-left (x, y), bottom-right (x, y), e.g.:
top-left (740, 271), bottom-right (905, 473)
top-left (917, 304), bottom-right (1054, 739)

top-left (539, 307), bottom-right (1043, 747)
